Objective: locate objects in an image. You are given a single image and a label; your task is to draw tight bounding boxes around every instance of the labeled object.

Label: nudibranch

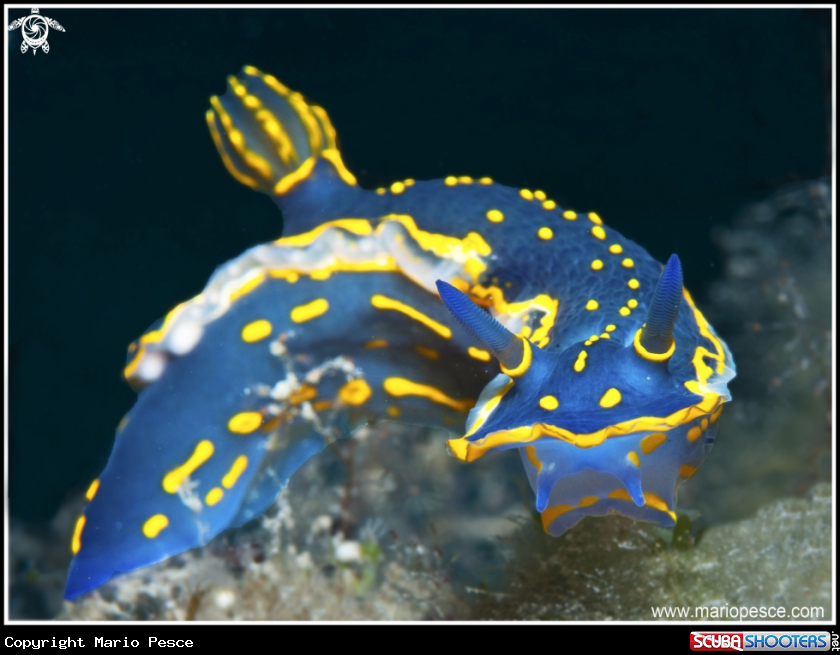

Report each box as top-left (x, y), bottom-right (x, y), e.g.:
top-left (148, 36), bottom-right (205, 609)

top-left (64, 66), bottom-right (735, 600)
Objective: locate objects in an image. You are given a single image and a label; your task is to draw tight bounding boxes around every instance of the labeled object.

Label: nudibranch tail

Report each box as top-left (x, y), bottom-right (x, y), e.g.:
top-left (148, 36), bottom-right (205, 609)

top-left (65, 269), bottom-right (491, 601)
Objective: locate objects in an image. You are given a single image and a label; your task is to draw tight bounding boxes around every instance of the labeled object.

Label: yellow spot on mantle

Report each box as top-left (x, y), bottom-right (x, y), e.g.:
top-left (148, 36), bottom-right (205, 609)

top-left (622, 258), bottom-right (634, 268)
top-left (163, 440), bottom-right (215, 493)
top-left (371, 294), bottom-right (452, 338)
top-left (479, 177), bottom-right (493, 185)
top-left (539, 395), bottom-right (559, 410)
top-left (627, 298), bottom-right (639, 308)
top-left (591, 259), bottom-right (604, 271)
top-left (534, 190), bottom-right (546, 201)
top-left (415, 346), bottom-right (440, 360)
top-left (588, 212), bottom-right (603, 225)
top-left (628, 279), bottom-right (640, 290)
top-left (538, 227), bottom-right (554, 240)
top-left (339, 379), bottom-right (372, 406)
top-left (85, 479), bottom-right (100, 502)
top-left (563, 210), bottom-right (577, 220)
top-left (679, 465), bottom-right (698, 478)
top-left (290, 298), bottom-right (329, 323)
top-left (468, 346), bottom-right (491, 361)
top-left (609, 243), bottom-right (623, 254)
top-left (143, 514), bottom-right (169, 539)
top-left (383, 378), bottom-right (473, 412)
top-left (228, 412), bottom-right (263, 435)
top-left (586, 299), bottom-right (599, 311)
top-left (222, 455), bottom-right (248, 489)
top-left (444, 176), bottom-right (457, 186)
top-left (241, 319), bottom-right (272, 343)
top-left (206, 487), bottom-right (224, 506)
top-left (619, 307), bottom-right (631, 317)
top-left (365, 339), bottom-right (388, 349)
top-left (640, 432), bottom-right (667, 454)
top-left (627, 451), bottom-right (640, 467)
top-left (591, 225), bottom-right (606, 240)
top-left (486, 209), bottom-right (504, 223)
top-left (520, 189), bottom-right (534, 200)
top-left (542, 200), bottom-right (556, 210)
top-left (687, 426), bottom-right (703, 442)
top-left (386, 406), bottom-right (401, 417)
top-left (574, 350), bottom-right (588, 372)
top-left (605, 324), bottom-right (616, 332)
top-left (599, 388), bottom-right (622, 408)
top-left (390, 181), bottom-right (405, 194)
top-left (71, 516), bottom-right (85, 554)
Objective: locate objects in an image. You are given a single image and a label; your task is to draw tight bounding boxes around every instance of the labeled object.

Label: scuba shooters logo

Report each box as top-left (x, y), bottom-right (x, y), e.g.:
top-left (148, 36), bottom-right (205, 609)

top-left (691, 633), bottom-right (744, 651)
top-left (690, 632), bottom-right (831, 651)
top-left (8, 8), bottom-right (65, 55)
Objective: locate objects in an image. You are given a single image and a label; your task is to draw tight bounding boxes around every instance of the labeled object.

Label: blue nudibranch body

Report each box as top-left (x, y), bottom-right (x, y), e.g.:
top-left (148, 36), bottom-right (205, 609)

top-left (64, 66), bottom-right (736, 600)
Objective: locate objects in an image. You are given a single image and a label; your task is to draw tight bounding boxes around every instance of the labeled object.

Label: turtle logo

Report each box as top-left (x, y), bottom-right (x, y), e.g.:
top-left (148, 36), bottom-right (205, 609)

top-left (8, 8), bottom-right (65, 55)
